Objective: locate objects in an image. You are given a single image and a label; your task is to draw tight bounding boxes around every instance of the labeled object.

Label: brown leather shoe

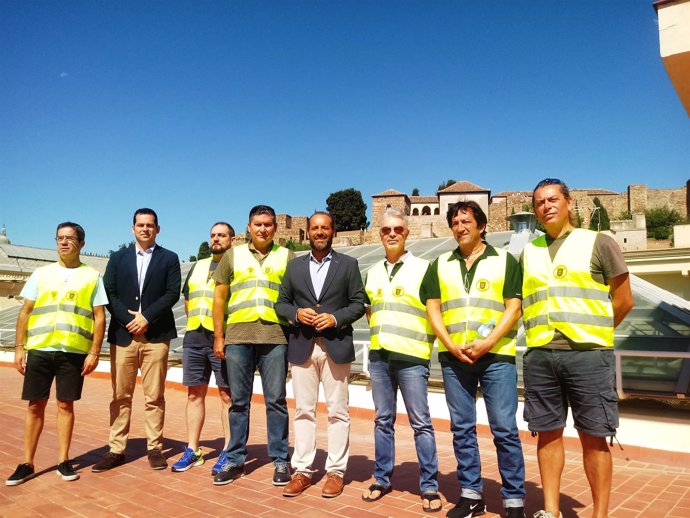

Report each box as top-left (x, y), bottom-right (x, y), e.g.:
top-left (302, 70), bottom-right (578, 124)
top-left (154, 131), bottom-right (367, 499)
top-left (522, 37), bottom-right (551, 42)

top-left (283, 473), bottom-right (312, 497)
top-left (147, 449), bottom-right (168, 470)
top-left (321, 472), bottom-right (344, 498)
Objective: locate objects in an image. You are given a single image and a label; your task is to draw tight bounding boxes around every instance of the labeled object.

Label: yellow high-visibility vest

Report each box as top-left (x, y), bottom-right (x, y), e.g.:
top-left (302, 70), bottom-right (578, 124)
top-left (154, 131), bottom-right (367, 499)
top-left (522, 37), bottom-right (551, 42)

top-left (227, 244), bottom-right (289, 325)
top-left (437, 248), bottom-right (517, 356)
top-left (366, 255), bottom-right (435, 361)
top-left (522, 229), bottom-right (614, 348)
top-left (186, 258), bottom-right (221, 332)
top-left (27, 263), bottom-right (100, 353)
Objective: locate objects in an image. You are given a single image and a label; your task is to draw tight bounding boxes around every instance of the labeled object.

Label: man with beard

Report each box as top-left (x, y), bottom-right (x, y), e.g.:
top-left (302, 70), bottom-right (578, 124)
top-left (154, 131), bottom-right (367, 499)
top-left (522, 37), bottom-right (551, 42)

top-left (276, 212), bottom-right (365, 498)
top-left (171, 222), bottom-right (235, 474)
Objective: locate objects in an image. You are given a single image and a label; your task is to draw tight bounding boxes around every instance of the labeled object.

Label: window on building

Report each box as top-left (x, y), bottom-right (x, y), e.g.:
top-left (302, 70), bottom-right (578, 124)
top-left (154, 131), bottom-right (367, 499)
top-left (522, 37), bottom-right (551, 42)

top-left (412, 208), bottom-right (419, 216)
top-left (422, 206), bottom-right (431, 216)
top-left (434, 207), bottom-right (440, 215)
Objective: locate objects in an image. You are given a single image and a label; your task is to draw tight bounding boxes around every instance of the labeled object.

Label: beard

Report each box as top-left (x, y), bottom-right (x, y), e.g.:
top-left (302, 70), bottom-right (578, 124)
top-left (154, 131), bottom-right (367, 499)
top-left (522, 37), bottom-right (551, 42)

top-left (310, 235), bottom-right (333, 252)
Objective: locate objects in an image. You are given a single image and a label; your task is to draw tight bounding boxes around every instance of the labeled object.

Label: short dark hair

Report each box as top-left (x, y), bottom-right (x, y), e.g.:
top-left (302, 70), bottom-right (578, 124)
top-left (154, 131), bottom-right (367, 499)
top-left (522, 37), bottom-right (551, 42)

top-left (532, 178), bottom-right (571, 206)
top-left (133, 208), bottom-right (158, 226)
top-left (307, 211), bottom-right (335, 229)
top-left (446, 200), bottom-right (487, 239)
top-left (248, 205), bottom-right (276, 224)
top-left (56, 221), bottom-right (85, 242)
top-left (211, 221), bottom-right (235, 237)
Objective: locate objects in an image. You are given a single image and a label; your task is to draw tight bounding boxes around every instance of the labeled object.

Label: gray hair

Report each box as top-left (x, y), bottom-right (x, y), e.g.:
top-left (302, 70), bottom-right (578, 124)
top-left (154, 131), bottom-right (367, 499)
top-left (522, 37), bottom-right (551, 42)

top-left (380, 207), bottom-right (408, 227)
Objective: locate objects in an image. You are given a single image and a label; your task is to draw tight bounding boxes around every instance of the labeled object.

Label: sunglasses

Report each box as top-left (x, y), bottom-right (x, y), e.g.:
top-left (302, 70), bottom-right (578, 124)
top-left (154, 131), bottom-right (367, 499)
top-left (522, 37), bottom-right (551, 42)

top-left (380, 226), bottom-right (405, 235)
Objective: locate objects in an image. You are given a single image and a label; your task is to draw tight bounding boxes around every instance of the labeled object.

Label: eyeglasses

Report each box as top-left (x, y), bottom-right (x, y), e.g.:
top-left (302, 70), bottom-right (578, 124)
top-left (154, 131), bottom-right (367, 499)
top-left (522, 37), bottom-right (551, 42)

top-left (56, 236), bottom-right (78, 243)
top-left (380, 226), bottom-right (405, 235)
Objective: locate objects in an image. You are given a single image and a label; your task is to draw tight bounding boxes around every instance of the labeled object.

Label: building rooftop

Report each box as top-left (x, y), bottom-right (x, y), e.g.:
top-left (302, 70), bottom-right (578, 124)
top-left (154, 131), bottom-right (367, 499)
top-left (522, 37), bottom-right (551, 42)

top-left (438, 180), bottom-right (489, 194)
top-left (372, 189), bottom-right (407, 197)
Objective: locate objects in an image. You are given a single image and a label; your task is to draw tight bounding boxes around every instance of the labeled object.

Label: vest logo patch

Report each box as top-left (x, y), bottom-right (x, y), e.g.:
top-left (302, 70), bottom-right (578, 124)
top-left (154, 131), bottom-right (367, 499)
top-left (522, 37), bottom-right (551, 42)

top-left (376, 288), bottom-right (383, 297)
top-left (264, 266), bottom-right (272, 274)
top-left (247, 267), bottom-right (254, 274)
top-left (554, 265), bottom-right (568, 279)
top-left (393, 286), bottom-right (404, 297)
top-left (476, 279), bottom-right (490, 292)
top-left (67, 291), bottom-right (77, 301)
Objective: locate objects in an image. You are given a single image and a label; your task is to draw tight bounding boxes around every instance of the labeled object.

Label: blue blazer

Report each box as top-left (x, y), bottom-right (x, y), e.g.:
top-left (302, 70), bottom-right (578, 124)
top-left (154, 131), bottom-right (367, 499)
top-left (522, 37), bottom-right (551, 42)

top-left (275, 250), bottom-right (365, 365)
top-left (104, 244), bottom-right (181, 346)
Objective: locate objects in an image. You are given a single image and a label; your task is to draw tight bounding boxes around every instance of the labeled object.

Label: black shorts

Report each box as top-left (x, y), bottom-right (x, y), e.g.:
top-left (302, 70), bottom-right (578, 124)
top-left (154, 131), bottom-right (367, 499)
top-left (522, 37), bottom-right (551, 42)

top-left (523, 347), bottom-right (619, 437)
top-left (22, 350), bottom-right (86, 402)
top-left (182, 346), bottom-right (229, 388)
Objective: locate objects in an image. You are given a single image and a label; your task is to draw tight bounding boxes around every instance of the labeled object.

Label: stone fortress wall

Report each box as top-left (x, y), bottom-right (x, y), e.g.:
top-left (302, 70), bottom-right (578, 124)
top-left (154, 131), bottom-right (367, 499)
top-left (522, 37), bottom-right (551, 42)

top-left (268, 181), bottom-right (688, 245)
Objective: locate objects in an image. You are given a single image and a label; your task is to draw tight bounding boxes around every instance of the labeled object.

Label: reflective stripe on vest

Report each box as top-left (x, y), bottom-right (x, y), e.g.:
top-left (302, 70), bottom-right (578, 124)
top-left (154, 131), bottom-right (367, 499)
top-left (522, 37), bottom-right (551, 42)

top-left (227, 244), bottom-right (289, 325)
top-left (522, 228), bottom-right (614, 348)
top-left (186, 258), bottom-right (219, 332)
top-left (26, 263), bottom-right (100, 353)
top-left (437, 248), bottom-right (517, 356)
top-left (365, 256), bottom-right (435, 361)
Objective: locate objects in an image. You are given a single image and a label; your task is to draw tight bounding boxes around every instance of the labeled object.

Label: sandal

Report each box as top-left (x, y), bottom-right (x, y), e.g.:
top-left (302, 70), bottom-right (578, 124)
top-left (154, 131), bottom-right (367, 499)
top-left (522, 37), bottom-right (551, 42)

top-left (362, 483), bottom-right (392, 502)
top-left (422, 492), bottom-right (442, 513)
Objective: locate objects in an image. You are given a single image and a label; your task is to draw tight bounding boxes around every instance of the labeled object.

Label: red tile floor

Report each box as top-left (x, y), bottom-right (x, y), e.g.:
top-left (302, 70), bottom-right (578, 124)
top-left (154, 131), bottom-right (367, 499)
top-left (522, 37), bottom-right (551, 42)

top-left (1, 364), bottom-right (688, 518)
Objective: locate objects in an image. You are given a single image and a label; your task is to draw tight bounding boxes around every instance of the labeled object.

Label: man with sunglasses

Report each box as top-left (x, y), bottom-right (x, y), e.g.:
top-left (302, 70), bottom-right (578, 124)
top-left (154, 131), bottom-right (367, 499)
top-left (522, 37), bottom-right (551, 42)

top-left (522, 179), bottom-right (633, 518)
top-left (361, 207), bottom-right (441, 513)
top-left (423, 201), bottom-right (526, 518)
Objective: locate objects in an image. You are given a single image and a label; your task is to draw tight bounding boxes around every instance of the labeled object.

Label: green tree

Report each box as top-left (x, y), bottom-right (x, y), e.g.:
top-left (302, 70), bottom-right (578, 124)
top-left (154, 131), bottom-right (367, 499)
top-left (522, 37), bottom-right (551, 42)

top-left (326, 188), bottom-right (368, 231)
top-left (437, 179), bottom-right (456, 191)
top-left (411, 187), bottom-right (420, 196)
top-left (646, 207), bottom-right (685, 240)
top-left (197, 241), bottom-right (211, 260)
top-left (589, 197), bottom-right (610, 231)
top-left (617, 210), bottom-right (632, 220)
top-left (108, 240), bottom-right (134, 257)
top-left (189, 255), bottom-right (197, 262)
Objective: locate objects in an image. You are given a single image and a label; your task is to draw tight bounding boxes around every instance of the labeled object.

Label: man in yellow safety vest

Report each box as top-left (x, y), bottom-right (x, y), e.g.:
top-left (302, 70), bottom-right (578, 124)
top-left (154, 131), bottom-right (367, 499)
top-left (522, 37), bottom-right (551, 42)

top-left (424, 201), bottom-right (526, 518)
top-left (362, 207), bottom-right (441, 513)
top-left (211, 205), bottom-right (294, 486)
top-left (171, 222), bottom-right (235, 475)
top-left (522, 179), bottom-right (633, 518)
top-left (7, 222), bottom-right (107, 486)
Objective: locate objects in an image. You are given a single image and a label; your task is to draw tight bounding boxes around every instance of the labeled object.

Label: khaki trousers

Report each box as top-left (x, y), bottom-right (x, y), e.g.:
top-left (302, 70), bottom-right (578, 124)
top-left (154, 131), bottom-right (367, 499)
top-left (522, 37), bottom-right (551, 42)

top-left (108, 339), bottom-right (169, 453)
top-left (290, 340), bottom-right (351, 476)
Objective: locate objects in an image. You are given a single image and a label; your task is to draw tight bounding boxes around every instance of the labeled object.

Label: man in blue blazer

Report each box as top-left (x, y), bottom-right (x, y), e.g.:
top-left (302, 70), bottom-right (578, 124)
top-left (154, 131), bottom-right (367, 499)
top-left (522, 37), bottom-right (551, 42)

top-left (275, 212), bottom-right (365, 499)
top-left (93, 208), bottom-right (181, 472)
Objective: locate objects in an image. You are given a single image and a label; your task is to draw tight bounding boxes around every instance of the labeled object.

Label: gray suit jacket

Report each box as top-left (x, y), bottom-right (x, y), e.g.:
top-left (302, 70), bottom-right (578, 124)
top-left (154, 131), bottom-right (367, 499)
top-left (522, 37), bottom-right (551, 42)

top-left (275, 250), bottom-right (365, 365)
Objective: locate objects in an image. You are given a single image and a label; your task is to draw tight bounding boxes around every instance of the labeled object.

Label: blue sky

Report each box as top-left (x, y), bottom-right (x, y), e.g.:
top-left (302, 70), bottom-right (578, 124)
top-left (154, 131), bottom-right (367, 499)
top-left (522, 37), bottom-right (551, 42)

top-left (2, 0), bottom-right (688, 259)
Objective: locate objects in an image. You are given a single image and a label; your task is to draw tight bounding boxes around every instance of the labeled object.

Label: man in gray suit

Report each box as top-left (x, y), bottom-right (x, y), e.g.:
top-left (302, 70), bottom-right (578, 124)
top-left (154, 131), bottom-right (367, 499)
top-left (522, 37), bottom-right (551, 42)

top-left (275, 211), bottom-right (365, 499)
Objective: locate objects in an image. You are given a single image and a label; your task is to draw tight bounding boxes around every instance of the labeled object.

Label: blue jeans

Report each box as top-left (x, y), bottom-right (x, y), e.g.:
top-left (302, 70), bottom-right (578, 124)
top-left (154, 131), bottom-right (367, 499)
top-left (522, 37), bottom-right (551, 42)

top-left (441, 361), bottom-right (525, 507)
top-left (370, 360), bottom-right (439, 494)
top-left (225, 344), bottom-right (289, 467)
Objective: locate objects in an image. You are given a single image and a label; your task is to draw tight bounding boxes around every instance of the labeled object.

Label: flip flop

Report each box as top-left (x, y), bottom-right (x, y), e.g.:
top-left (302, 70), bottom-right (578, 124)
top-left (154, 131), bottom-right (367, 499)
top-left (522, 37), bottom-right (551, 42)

top-left (362, 483), bottom-right (392, 502)
top-left (422, 492), bottom-right (442, 513)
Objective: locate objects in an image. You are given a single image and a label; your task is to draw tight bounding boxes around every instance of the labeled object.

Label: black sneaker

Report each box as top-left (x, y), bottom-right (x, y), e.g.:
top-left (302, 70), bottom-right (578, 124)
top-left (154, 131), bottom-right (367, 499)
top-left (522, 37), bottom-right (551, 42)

top-left (505, 507), bottom-right (526, 518)
top-left (447, 497), bottom-right (486, 518)
top-left (92, 452), bottom-right (125, 473)
top-left (56, 460), bottom-right (79, 481)
top-left (272, 463), bottom-right (291, 486)
top-left (6, 463), bottom-right (34, 486)
top-left (213, 463), bottom-right (244, 486)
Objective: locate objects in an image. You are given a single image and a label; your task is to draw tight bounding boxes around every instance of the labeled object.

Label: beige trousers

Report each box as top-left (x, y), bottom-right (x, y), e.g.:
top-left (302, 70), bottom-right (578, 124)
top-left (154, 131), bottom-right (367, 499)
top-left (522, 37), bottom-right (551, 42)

top-left (108, 339), bottom-right (169, 453)
top-left (290, 340), bottom-right (351, 476)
